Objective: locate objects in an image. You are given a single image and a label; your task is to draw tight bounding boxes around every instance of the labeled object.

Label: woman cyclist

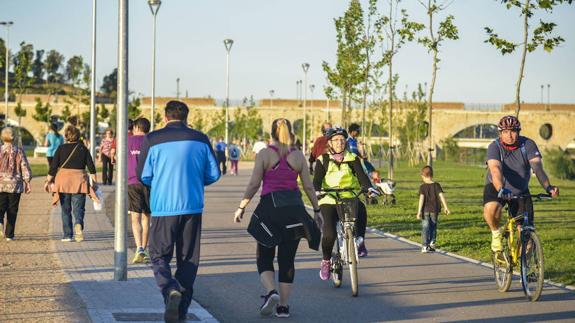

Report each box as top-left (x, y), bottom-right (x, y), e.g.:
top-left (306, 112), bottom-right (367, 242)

top-left (313, 126), bottom-right (376, 280)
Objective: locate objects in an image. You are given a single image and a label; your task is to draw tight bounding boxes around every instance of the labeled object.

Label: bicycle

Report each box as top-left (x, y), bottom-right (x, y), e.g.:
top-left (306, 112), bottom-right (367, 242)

top-left (319, 188), bottom-right (366, 297)
top-left (492, 193), bottom-right (551, 302)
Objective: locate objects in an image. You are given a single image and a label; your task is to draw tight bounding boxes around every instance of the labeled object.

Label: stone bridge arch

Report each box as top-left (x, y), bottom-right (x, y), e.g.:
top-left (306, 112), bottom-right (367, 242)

top-left (432, 110), bottom-right (575, 150)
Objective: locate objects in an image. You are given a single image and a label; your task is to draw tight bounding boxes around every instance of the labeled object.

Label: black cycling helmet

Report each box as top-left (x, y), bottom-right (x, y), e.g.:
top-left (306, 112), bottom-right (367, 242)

top-left (326, 126), bottom-right (348, 140)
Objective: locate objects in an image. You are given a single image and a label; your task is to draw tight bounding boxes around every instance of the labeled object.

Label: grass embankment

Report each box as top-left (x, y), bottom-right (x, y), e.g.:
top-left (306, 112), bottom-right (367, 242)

top-left (368, 161), bottom-right (575, 286)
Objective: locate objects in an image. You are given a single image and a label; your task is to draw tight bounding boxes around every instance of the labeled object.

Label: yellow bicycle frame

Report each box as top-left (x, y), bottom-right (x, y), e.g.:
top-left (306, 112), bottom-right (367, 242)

top-left (505, 217), bottom-right (522, 265)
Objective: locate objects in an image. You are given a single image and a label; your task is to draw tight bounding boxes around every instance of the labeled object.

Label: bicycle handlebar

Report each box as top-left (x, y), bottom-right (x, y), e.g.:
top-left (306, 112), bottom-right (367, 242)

top-left (511, 193), bottom-right (552, 200)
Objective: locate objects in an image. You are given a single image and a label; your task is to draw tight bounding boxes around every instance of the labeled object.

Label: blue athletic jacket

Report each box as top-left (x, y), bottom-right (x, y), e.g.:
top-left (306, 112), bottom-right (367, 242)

top-left (136, 121), bottom-right (220, 216)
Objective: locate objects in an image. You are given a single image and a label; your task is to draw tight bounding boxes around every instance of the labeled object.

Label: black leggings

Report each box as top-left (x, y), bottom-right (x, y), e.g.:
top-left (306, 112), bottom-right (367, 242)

top-left (320, 201), bottom-right (367, 260)
top-left (257, 239), bottom-right (300, 283)
top-left (101, 154), bottom-right (114, 185)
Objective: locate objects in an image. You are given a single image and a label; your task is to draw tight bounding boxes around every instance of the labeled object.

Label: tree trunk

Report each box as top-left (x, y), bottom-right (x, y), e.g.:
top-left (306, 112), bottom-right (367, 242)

top-left (427, 3), bottom-right (437, 167)
top-left (388, 61), bottom-right (394, 181)
top-left (515, 0), bottom-right (530, 117)
top-left (341, 90), bottom-right (347, 126)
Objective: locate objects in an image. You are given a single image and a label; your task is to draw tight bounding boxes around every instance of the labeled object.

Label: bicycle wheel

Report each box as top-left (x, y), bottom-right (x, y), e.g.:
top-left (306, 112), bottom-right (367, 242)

top-left (331, 253), bottom-right (343, 288)
top-left (521, 231), bottom-right (544, 302)
top-left (346, 227), bottom-right (359, 297)
top-left (492, 233), bottom-right (512, 292)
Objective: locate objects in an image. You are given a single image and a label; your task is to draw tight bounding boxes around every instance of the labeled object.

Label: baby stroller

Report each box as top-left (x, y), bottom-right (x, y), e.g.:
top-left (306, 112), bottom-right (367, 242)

top-left (374, 180), bottom-right (396, 206)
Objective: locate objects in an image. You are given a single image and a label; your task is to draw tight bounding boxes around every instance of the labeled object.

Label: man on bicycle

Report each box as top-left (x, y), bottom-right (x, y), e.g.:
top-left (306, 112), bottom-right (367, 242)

top-left (313, 127), bottom-right (378, 280)
top-left (484, 115), bottom-right (559, 259)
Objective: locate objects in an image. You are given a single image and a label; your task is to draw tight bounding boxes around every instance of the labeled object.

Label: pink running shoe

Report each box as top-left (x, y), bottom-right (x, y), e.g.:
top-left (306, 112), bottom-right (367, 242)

top-left (319, 260), bottom-right (331, 280)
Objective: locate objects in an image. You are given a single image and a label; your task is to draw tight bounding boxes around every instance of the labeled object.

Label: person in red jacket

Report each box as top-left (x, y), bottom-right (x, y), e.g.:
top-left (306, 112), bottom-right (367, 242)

top-left (308, 123), bottom-right (332, 174)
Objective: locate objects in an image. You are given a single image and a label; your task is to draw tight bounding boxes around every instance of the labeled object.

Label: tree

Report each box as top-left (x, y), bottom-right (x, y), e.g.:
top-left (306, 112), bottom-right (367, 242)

top-left (12, 41), bottom-right (34, 101)
top-left (189, 108), bottom-right (205, 132)
top-left (128, 97), bottom-right (142, 120)
top-left (323, 0), bottom-right (367, 128)
top-left (485, 0), bottom-right (573, 116)
top-left (417, 0), bottom-right (459, 166)
top-left (100, 68), bottom-right (118, 100)
top-left (376, 0), bottom-right (424, 179)
top-left (14, 101), bottom-right (26, 125)
top-left (32, 97), bottom-right (52, 124)
top-left (45, 49), bottom-right (65, 83)
top-left (99, 103), bottom-right (110, 122)
top-left (0, 38), bottom-right (6, 85)
top-left (61, 105), bottom-right (72, 121)
top-left (65, 55), bottom-right (84, 87)
top-left (32, 49), bottom-right (45, 84)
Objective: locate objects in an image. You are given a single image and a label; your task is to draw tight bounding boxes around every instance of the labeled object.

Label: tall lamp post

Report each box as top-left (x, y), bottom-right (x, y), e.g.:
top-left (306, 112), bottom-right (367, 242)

top-left (224, 39), bottom-right (234, 146)
top-left (0, 21), bottom-right (13, 119)
top-left (301, 63), bottom-right (310, 154)
top-left (269, 89), bottom-right (275, 108)
top-left (148, 0), bottom-right (161, 131)
top-left (89, 1), bottom-right (97, 159)
top-left (547, 84), bottom-right (550, 111)
top-left (114, 0), bottom-right (129, 281)
top-left (176, 77), bottom-right (180, 99)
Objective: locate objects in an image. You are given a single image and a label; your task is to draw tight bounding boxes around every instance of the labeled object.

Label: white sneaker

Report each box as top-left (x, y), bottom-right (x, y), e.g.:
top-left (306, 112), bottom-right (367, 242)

top-left (61, 238), bottom-right (73, 242)
top-left (6, 238), bottom-right (13, 241)
top-left (421, 246), bottom-right (429, 253)
top-left (430, 242), bottom-right (436, 249)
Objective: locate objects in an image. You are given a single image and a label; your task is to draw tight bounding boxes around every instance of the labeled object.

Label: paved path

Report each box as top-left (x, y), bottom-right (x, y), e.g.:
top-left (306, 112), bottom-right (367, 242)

top-left (195, 167), bottom-right (575, 322)
top-left (41, 163), bottom-right (575, 322)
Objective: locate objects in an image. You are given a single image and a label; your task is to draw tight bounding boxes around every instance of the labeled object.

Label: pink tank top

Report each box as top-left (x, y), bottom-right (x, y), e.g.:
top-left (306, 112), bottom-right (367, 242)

top-left (261, 146), bottom-right (299, 196)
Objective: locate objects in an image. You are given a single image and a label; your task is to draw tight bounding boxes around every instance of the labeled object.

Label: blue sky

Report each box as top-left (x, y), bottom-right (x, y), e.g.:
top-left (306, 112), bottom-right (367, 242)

top-left (2, 0), bottom-right (574, 104)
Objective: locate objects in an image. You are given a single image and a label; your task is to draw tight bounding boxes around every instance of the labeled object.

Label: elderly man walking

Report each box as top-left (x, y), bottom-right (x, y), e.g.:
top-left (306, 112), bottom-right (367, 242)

top-left (137, 101), bottom-right (220, 322)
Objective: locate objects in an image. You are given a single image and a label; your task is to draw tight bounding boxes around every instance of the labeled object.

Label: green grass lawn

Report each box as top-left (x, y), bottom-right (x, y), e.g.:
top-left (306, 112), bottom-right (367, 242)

top-left (367, 161), bottom-right (575, 286)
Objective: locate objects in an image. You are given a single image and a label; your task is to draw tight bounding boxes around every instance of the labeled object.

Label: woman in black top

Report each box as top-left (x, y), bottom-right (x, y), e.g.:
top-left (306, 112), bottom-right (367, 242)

top-left (45, 126), bottom-right (97, 242)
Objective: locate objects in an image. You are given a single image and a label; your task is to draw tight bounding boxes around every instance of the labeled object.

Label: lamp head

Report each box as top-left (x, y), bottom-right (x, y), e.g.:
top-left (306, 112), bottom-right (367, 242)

top-left (224, 39), bottom-right (234, 52)
top-left (148, 0), bottom-right (161, 14)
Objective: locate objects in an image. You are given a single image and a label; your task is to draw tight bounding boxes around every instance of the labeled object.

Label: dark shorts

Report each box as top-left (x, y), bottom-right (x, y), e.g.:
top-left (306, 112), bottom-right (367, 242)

top-left (483, 183), bottom-right (534, 225)
top-left (128, 183), bottom-right (151, 214)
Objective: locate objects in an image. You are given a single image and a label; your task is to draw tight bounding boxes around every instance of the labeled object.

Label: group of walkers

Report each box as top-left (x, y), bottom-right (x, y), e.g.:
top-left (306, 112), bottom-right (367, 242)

top-left (0, 100), bottom-right (562, 322)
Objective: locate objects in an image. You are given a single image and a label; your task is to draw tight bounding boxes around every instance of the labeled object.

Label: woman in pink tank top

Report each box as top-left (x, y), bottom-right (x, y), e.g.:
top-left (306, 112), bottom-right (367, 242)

top-left (233, 119), bottom-right (322, 318)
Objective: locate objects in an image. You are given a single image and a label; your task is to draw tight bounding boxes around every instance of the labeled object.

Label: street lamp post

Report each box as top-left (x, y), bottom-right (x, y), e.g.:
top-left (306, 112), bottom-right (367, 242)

top-left (302, 63), bottom-right (310, 154)
top-left (1, 21), bottom-right (13, 120)
top-left (547, 84), bottom-right (550, 111)
top-left (114, 0), bottom-right (129, 281)
top-left (224, 39), bottom-right (233, 146)
top-left (176, 77), bottom-right (180, 99)
top-left (89, 1), bottom-right (97, 159)
top-left (540, 84), bottom-right (544, 104)
top-left (148, 0), bottom-right (161, 131)
top-left (269, 89), bottom-right (274, 108)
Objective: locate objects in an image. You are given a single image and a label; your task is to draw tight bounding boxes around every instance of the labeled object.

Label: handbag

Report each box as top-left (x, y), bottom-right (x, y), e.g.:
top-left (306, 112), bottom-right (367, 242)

top-left (247, 212), bottom-right (282, 248)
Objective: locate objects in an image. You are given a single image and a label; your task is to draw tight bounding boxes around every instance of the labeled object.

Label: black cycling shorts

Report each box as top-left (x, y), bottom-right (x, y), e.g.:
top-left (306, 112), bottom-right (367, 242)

top-left (483, 183), bottom-right (534, 225)
top-left (128, 183), bottom-right (151, 214)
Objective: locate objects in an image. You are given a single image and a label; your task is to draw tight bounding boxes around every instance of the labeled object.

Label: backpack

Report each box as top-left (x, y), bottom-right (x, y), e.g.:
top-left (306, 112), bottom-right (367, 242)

top-left (230, 147), bottom-right (239, 159)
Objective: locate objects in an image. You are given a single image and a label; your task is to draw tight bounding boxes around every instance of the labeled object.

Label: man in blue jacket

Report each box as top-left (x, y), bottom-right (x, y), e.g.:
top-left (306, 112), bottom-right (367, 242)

top-left (137, 100), bottom-right (220, 322)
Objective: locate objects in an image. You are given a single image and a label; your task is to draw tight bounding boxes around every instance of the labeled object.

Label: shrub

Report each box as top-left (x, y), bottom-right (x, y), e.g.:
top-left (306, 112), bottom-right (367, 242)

top-left (545, 148), bottom-right (575, 180)
top-left (439, 136), bottom-right (460, 161)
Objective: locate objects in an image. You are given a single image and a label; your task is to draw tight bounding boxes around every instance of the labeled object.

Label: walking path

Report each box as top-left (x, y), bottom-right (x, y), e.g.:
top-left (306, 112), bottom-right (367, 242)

top-left (3, 165), bottom-right (575, 322)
